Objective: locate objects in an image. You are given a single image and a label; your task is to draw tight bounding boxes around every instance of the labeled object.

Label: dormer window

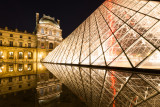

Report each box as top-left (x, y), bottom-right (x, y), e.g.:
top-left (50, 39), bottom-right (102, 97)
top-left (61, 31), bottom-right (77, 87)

top-left (56, 32), bottom-right (59, 36)
top-left (41, 28), bottom-right (44, 34)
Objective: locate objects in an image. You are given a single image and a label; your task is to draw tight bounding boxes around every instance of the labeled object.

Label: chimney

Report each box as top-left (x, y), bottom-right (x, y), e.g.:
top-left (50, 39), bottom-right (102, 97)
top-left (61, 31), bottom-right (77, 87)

top-left (15, 28), bottom-right (18, 32)
top-left (36, 13), bottom-right (39, 25)
top-left (57, 19), bottom-right (60, 25)
top-left (5, 26), bottom-right (8, 30)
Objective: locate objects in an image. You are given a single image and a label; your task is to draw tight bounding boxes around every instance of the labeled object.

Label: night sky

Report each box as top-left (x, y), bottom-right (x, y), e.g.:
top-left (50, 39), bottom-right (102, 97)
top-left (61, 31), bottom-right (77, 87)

top-left (0, 0), bottom-right (104, 38)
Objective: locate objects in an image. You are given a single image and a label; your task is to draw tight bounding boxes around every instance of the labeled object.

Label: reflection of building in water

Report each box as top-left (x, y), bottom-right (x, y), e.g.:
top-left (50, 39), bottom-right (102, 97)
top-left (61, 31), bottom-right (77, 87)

top-left (36, 71), bottom-right (62, 102)
top-left (0, 13), bottom-right (63, 67)
top-left (0, 63), bottom-right (61, 101)
top-left (0, 65), bottom-right (36, 95)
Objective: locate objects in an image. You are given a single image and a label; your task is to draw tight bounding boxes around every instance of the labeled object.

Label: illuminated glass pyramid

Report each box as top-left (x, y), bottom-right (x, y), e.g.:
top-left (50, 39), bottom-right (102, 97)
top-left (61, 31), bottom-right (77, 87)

top-left (44, 0), bottom-right (160, 69)
top-left (43, 0), bottom-right (160, 106)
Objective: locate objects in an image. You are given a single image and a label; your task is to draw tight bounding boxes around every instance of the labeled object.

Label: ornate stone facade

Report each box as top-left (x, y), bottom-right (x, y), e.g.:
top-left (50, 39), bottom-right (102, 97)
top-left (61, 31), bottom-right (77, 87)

top-left (0, 13), bottom-right (63, 73)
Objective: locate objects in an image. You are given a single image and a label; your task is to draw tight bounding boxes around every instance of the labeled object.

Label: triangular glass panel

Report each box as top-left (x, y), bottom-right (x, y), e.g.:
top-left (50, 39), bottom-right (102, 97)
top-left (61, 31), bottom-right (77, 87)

top-left (139, 1), bottom-right (159, 14)
top-left (114, 24), bottom-right (130, 40)
top-left (133, 16), bottom-right (158, 35)
top-left (109, 53), bottom-right (132, 68)
top-left (102, 35), bottom-right (116, 52)
top-left (80, 48), bottom-right (89, 63)
top-left (91, 46), bottom-right (103, 64)
top-left (81, 56), bottom-right (90, 65)
top-left (72, 56), bottom-right (80, 64)
top-left (104, 43), bottom-right (123, 65)
top-left (92, 54), bottom-right (106, 66)
top-left (138, 50), bottom-right (160, 69)
top-left (126, 38), bottom-right (155, 67)
top-left (127, 12), bottom-right (145, 28)
top-left (143, 21), bottom-right (160, 48)
top-left (149, 4), bottom-right (160, 19)
top-left (118, 29), bottom-right (140, 51)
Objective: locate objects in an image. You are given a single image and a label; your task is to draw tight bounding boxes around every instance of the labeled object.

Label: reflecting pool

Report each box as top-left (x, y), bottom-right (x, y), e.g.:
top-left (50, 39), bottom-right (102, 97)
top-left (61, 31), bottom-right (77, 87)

top-left (0, 62), bottom-right (86, 107)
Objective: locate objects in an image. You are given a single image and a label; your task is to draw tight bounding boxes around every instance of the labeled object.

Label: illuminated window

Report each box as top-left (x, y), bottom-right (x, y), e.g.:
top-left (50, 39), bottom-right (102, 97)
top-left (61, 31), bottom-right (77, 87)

top-left (18, 64), bottom-right (23, 71)
top-left (9, 65), bottom-right (13, 72)
top-left (28, 83), bottom-right (30, 86)
top-left (19, 52), bottom-right (23, 59)
top-left (28, 52), bottom-right (32, 59)
top-left (49, 43), bottom-right (53, 49)
top-left (19, 42), bottom-right (23, 47)
top-left (0, 40), bottom-right (2, 46)
top-left (41, 43), bottom-right (44, 48)
top-left (9, 77), bottom-right (12, 82)
top-left (19, 76), bottom-right (22, 81)
top-left (28, 75), bottom-right (30, 80)
top-left (0, 52), bottom-right (3, 59)
top-left (19, 85), bottom-right (22, 88)
top-left (41, 28), bottom-right (44, 34)
top-left (9, 41), bottom-right (13, 47)
top-left (28, 64), bottom-right (32, 71)
top-left (10, 34), bottom-right (13, 37)
top-left (20, 35), bottom-right (22, 38)
top-left (0, 68), bottom-right (2, 73)
top-left (49, 30), bottom-right (52, 35)
top-left (8, 87), bottom-right (12, 90)
top-left (56, 32), bottom-right (59, 36)
top-left (9, 52), bottom-right (14, 59)
top-left (28, 43), bottom-right (31, 48)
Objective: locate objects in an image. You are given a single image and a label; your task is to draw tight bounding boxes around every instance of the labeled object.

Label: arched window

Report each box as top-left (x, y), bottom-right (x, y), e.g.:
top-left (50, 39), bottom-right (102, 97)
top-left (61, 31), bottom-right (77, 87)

top-left (41, 28), bottom-right (44, 34)
top-left (28, 52), bottom-right (33, 59)
top-left (49, 43), bottom-right (53, 49)
top-left (49, 30), bottom-right (52, 35)
top-left (18, 52), bottom-right (23, 59)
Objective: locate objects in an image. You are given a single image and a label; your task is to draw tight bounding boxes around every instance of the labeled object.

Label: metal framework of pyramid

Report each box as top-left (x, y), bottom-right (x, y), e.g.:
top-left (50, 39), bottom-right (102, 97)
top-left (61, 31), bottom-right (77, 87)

top-left (44, 0), bottom-right (160, 70)
top-left (43, 0), bottom-right (160, 106)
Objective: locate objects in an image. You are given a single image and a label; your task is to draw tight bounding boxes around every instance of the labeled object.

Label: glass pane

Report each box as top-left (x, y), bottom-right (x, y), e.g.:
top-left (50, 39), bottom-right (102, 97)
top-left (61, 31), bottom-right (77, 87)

top-left (143, 22), bottom-right (160, 48)
top-left (119, 29), bottom-right (140, 51)
top-left (102, 35), bottom-right (116, 52)
top-left (114, 24), bottom-right (131, 40)
top-left (133, 16), bottom-right (158, 35)
top-left (138, 50), bottom-right (160, 69)
top-left (132, 1), bottom-right (148, 11)
top-left (91, 46), bottom-right (103, 64)
top-left (127, 12), bottom-right (145, 28)
top-left (126, 38), bottom-right (155, 67)
top-left (109, 53), bottom-right (131, 68)
top-left (139, 1), bottom-right (159, 14)
top-left (149, 4), bottom-right (160, 19)
top-left (92, 54), bottom-right (106, 66)
top-left (104, 43), bottom-right (123, 64)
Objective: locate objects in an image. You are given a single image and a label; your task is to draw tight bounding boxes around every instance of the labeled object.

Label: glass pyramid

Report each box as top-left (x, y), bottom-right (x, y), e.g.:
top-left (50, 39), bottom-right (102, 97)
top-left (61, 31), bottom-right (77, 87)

top-left (43, 0), bottom-right (160, 69)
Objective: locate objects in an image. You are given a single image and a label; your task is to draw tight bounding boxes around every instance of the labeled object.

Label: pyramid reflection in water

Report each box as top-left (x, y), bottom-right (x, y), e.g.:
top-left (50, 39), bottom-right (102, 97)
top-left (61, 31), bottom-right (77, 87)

top-left (44, 64), bottom-right (160, 107)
